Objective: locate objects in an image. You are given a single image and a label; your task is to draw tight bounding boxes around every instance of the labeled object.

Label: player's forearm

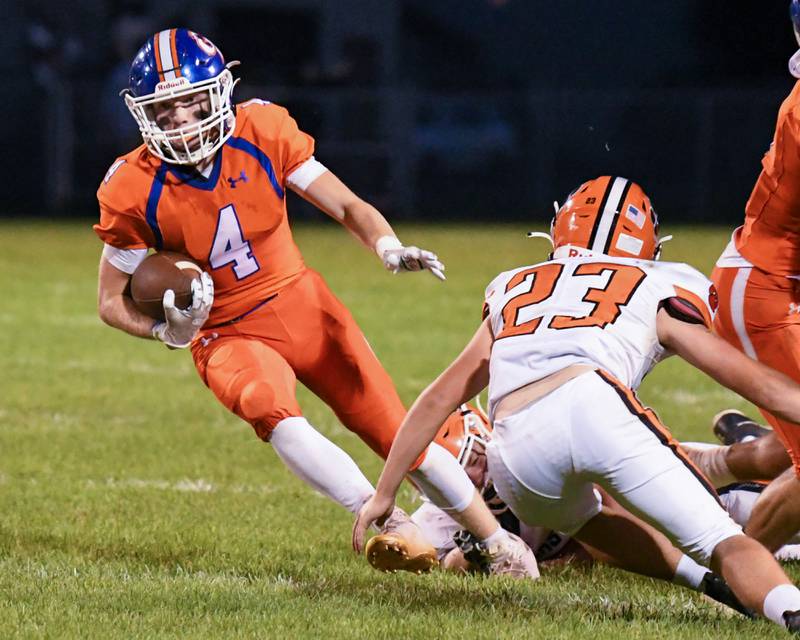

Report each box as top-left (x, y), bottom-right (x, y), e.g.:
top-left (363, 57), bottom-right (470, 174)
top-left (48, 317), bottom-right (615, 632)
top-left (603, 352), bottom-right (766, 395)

top-left (742, 366), bottom-right (800, 425)
top-left (666, 318), bottom-right (800, 423)
top-left (375, 389), bottom-right (456, 500)
top-left (340, 199), bottom-right (396, 254)
top-left (98, 293), bottom-right (157, 340)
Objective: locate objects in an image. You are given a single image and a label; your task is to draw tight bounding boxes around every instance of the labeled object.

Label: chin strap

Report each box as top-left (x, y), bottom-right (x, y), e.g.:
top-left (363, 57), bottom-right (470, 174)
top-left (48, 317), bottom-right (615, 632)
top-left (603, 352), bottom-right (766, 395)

top-left (526, 231), bottom-right (554, 246)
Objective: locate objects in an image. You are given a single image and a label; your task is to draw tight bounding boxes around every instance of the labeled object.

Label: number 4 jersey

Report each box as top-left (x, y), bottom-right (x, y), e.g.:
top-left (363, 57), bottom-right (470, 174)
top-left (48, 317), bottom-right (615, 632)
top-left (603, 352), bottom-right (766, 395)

top-left (94, 100), bottom-right (320, 325)
top-left (483, 255), bottom-right (718, 417)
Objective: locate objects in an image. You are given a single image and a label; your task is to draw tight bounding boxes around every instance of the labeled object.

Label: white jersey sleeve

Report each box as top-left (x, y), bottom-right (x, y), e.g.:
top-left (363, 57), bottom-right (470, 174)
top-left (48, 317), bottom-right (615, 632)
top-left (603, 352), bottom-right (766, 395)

top-left (485, 256), bottom-right (717, 417)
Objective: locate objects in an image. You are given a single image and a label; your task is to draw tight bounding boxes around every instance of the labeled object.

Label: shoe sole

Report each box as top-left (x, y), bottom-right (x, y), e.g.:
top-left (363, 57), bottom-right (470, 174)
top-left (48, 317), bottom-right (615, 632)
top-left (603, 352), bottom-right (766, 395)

top-left (365, 534), bottom-right (438, 574)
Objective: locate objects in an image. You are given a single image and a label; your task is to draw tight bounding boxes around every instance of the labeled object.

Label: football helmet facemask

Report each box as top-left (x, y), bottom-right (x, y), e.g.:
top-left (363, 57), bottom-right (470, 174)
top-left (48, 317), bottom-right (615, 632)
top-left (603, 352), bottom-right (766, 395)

top-left (434, 404), bottom-right (492, 468)
top-left (549, 176), bottom-right (664, 261)
top-left (123, 28), bottom-right (239, 165)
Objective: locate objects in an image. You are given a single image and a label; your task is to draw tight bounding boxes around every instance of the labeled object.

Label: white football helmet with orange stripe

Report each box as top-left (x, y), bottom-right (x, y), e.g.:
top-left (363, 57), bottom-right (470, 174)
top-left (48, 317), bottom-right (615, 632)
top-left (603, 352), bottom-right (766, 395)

top-left (123, 28), bottom-right (239, 165)
top-left (549, 176), bottom-right (665, 261)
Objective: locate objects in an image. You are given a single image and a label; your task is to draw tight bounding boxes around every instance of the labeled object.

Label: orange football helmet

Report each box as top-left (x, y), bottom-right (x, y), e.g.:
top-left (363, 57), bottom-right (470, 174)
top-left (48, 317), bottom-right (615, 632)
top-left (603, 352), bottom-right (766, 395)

top-left (550, 176), bottom-right (661, 260)
top-left (434, 403), bottom-right (492, 467)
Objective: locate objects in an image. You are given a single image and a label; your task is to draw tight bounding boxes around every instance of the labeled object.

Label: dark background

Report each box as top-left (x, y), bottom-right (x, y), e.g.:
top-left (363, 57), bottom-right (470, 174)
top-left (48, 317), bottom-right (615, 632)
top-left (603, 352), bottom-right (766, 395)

top-left (2, 0), bottom-right (797, 225)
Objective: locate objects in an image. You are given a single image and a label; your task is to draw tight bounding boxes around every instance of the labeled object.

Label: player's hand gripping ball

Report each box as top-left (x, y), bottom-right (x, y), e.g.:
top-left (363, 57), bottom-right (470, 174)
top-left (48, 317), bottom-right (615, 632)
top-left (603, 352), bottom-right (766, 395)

top-left (130, 251), bottom-right (203, 320)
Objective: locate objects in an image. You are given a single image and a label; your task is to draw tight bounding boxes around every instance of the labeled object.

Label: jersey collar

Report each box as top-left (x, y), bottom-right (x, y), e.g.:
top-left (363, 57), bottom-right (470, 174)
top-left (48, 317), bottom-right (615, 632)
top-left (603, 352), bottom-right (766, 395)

top-left (164, 147), bottom-right (223, 191)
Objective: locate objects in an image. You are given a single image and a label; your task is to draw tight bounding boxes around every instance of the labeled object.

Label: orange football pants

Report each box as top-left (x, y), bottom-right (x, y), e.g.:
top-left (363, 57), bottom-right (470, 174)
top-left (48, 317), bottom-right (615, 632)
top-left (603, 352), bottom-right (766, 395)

top-left (191, 268), bottom-right (407, 460)
top-left (712, 265), bottom-right (800, 475)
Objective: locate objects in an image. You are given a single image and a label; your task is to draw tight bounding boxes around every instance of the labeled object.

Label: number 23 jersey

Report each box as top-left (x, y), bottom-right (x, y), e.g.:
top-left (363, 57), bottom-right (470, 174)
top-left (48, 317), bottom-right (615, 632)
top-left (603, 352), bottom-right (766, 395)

top-left (94, 100), bottom-right (315, 326)
top-left (483, 255), bottom-right (718, 415)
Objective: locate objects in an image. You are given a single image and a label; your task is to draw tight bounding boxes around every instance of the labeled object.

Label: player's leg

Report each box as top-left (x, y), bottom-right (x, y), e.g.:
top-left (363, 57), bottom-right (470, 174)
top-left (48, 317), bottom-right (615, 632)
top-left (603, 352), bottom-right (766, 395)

top-left (726, 432), bottom-right (791, 480)
top-left (586, 370), bottom-right (800, 623)
top-left (291, 271), bottom-right (535, 573)
top-left (744, 468), bottom-right (800, 552)
top-left (711, 265), bottom-right (800, 476)
top-left (192, 334), bottom-right (375, 513)
top-left (291, 271), bottom-right (486, 511)
top-left (487, 380), bottom-right (749, 614)
top-left (684, 432), bottom-right (789, 486)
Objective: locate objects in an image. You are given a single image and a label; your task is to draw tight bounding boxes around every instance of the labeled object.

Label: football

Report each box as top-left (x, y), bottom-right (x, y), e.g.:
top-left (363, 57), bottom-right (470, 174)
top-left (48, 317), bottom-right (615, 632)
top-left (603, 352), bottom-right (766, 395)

top-left (130, 251), bottom-right (203, 320)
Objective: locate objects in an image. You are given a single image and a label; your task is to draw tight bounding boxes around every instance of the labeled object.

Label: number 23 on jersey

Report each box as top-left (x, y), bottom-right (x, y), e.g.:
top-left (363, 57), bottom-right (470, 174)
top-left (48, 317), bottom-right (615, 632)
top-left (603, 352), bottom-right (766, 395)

top-left (497, 262), bottom-right (646, 340)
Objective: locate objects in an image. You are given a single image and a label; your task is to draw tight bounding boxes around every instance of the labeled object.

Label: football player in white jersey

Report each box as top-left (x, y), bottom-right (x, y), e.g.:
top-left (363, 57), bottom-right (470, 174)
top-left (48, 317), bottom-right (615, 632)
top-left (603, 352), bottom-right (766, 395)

top-left (354, 176), bottom-right (800, 633)
top-left (411, 405), bottom-right (756, 616)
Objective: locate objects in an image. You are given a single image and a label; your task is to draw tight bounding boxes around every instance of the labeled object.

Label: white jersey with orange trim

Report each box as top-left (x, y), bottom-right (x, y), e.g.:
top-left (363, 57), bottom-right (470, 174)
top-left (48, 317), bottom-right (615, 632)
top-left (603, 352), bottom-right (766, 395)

top-left (484, 255), bottom-right (717, 418)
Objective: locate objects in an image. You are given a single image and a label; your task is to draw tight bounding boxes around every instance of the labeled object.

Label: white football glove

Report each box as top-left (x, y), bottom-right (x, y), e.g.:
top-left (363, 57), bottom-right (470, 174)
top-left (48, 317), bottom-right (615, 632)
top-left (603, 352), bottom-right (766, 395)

top-left (376, 236), bottom-right (446, 281)
top-left (152, 271), bottom-right (214, 349)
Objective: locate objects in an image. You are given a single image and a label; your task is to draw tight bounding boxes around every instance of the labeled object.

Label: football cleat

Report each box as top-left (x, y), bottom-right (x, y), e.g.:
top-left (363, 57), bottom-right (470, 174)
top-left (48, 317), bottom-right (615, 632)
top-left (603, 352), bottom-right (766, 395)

top-left (364, 507), bottom-right (438, 574)
top-left (700, 571), bottom-right (755, 618)
top-left (784, 609), bottom-right (800, 633)
top-left (479, 531), bottom-right (540, 580)
top-left (712, 410), bottom-right (771, 445)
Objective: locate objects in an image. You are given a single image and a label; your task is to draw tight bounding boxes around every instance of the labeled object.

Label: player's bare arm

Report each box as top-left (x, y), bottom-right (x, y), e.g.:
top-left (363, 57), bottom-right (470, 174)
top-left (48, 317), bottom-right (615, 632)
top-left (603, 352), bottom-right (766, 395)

top-left (291, 170), bottom-right (394, 248)
top-left (353, 319), bottom-right (492, 550)
top-left (97, 256), bottom-right (156, 339)
top-left (98, 254), bottom-right (214, 348)
top-left (293, 170), bottom-right (445, 280)
top-left (657, 308), bottom-right (800, 423)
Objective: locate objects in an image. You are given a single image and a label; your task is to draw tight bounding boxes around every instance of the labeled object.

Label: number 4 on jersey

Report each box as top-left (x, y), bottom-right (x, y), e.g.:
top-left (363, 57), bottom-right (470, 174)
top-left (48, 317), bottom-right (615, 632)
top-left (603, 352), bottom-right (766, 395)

top-left (209, 204), bottom-right (260, 279)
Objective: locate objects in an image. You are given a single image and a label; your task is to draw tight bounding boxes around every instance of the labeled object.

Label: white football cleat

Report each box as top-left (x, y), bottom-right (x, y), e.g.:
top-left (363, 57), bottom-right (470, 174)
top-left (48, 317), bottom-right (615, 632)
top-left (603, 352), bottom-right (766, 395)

top-left (482, 532), bottom-right (540, 580)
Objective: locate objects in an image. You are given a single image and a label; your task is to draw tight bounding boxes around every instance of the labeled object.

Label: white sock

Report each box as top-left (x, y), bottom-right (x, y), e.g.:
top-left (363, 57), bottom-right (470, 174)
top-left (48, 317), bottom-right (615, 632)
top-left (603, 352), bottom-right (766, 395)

top-left (672, 554), bottom-right (707, 591)
top-left (270, 417), bottom-right (375, 514)
top-left (683, 444), bottom-right (736, 487)
top-left (408, 442), bottom-right (475, 512)
top-left (481, 525), bottom-right (508, 547)
top-left (763, 584), bottom-right (800, 627)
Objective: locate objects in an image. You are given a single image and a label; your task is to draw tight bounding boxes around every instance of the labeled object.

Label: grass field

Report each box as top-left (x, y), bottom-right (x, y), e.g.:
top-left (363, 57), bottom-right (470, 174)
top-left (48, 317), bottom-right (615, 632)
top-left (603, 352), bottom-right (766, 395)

top-left (0, 221), bottom-right (791, 638)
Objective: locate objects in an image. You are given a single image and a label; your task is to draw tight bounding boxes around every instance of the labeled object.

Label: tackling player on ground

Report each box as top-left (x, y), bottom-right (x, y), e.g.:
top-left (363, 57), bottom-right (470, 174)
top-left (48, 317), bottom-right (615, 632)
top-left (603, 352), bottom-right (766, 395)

top-left (354, 176), bottom-right (800, 632)
top-left (93, 28), bottom-right (535, 576)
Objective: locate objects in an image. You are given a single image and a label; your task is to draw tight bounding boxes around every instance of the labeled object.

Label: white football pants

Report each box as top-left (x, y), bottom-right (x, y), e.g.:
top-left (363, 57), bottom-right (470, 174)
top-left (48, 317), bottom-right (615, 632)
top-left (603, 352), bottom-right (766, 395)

top-left (487, 370), bottom-right (742, 565)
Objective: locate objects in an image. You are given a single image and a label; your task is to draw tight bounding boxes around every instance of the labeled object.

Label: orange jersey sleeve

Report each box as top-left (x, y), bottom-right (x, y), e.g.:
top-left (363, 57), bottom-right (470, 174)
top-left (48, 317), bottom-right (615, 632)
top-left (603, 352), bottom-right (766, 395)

top-left (94, 148), bottom-right (159, 249)
top-left (736, 80), bottom-right (800, 275)
top-left (237, 100), bottom-right (315, 184)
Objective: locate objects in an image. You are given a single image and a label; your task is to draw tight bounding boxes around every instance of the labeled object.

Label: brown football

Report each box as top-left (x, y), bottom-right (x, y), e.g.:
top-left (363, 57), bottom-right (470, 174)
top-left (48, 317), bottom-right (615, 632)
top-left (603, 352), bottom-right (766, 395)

top-left (130, 251), bottom-right (203, 320)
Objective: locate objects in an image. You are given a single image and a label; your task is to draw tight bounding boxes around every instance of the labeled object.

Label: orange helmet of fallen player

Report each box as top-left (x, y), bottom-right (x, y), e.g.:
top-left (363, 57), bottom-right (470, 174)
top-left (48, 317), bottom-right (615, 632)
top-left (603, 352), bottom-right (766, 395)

top-left (434, 403), bottom-right (492, 467)
top-left (550, 176), bottom-right (663, 261)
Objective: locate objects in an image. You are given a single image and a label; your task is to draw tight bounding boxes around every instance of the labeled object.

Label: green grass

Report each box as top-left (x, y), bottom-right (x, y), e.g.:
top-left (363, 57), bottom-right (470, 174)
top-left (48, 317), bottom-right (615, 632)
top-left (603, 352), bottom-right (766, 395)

top-left (0, 221), bottom-right (789, 638)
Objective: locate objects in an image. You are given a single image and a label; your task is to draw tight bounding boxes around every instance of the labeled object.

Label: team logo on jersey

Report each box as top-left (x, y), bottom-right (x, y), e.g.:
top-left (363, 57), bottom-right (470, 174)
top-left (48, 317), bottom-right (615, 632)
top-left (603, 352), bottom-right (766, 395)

top-left (227, 170), bottom-right (248, 188)
top-left (790, 302), bottom-right (800, 315)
